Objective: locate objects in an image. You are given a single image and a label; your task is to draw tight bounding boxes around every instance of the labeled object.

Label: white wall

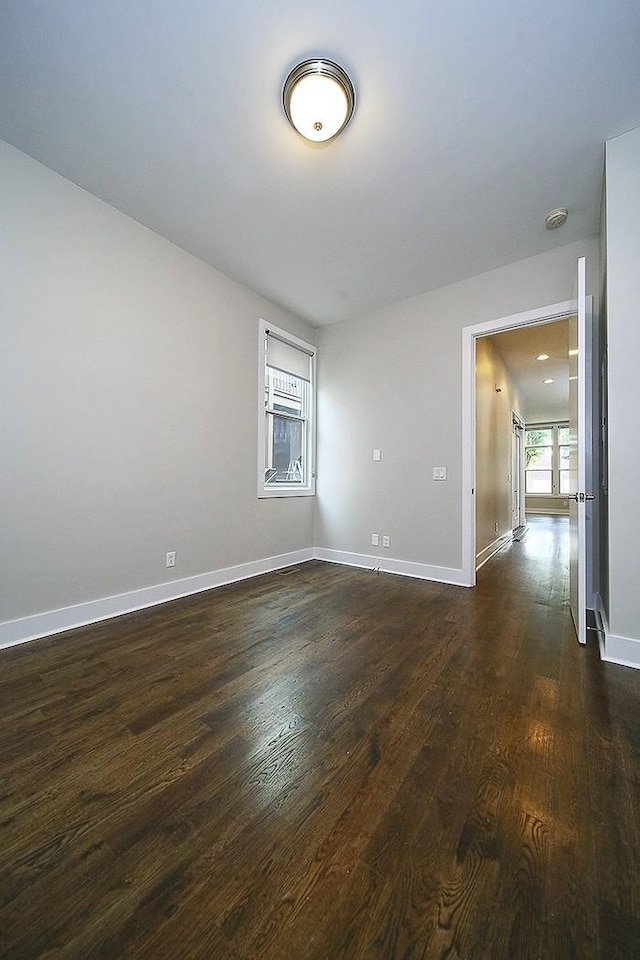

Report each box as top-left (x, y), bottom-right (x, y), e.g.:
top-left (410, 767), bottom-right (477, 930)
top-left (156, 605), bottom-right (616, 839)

top-left (0, 141), bottom-right (314, 629)
top-left (1, 134), bottom-right (611, 649)
top-left (475, 337), bottom-right (522, 557)
top-left (604, 125), bottom-right (640, 657)
top-left (526, 495), bottom-right (570, 518)
top-left (316, 237), bottom-right (599, 576)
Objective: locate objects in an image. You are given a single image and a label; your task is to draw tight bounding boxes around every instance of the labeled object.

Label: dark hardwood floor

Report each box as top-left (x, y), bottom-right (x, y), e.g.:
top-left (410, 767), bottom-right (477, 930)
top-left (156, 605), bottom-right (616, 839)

top-left (1, 516), bottom-right (639, 959)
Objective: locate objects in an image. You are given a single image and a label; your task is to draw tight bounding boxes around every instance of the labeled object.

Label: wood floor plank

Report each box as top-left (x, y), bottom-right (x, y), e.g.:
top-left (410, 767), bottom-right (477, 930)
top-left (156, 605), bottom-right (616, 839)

top-left (1, 518), bottom-right (639, 959)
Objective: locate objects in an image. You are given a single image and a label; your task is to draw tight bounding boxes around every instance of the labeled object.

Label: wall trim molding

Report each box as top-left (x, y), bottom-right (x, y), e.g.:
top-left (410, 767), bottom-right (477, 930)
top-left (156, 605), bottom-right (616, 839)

top-left (476, 532), bottom-right (512, 570)
top-left (593, 596), bottom-right (640, 670)
top-left (602, 632), bottom-right (640, 670)
top-left (4, 546), bottom-right (623, 657)
top-left (5, 549), bottom-right (629, 660)
top-left (0, 548), bottom-right (315, 650)
top-left (314, 548), bottom-right (469, 587)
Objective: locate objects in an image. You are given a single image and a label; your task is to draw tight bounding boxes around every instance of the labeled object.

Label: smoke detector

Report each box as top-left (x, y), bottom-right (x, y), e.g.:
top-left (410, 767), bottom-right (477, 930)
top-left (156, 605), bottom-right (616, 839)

top-left (545, 207), bottom-right (569, 230)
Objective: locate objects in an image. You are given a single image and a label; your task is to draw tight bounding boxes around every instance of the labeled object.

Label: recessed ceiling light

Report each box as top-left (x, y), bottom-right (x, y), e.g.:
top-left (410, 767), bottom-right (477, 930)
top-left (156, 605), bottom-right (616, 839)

top-left (536, 354), bottom-right (550, 361)
top-left (543, 378), bottom-right (555, 384)
top-left (545, 207), bottom-right (569, 229)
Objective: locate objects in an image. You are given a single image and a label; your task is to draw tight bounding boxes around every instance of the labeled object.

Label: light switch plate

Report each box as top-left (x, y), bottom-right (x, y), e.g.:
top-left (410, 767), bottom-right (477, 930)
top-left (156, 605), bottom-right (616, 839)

top-left (432, 467), bottom-right (447, 481)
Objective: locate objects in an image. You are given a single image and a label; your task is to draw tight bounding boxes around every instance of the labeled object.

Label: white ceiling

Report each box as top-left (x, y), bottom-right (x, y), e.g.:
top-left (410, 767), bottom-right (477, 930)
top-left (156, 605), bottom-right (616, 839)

top-left (1, 1), bottom-right (639, 326)
top-left (489, 320), bottom-right (570, 422)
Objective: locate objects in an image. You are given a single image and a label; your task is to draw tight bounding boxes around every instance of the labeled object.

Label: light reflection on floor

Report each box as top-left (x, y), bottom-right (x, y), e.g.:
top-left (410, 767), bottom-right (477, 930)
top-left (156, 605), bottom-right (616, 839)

top-left (522, 515), bottom-right (569, 563)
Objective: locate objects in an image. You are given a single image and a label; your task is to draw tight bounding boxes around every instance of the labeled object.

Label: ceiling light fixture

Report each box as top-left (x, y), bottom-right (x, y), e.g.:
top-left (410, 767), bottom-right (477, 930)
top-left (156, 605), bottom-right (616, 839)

top-left (283, 59), bottom-right (355, 143)
top-left (536, 354), bottom-right (550, 361)
top-left (545, 207), bottom-right (569, 230)
top-left (543, 378), bottom-right (555, 384)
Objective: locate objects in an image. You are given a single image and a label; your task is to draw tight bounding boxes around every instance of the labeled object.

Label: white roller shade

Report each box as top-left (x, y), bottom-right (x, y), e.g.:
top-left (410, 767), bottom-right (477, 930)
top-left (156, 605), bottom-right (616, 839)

top-left (266, 332), bottom-right (312, 381)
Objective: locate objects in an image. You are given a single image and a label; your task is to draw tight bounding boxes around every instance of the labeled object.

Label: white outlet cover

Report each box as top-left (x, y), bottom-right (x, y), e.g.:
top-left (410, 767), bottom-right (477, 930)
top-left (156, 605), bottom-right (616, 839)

top-left (373, 449), bottom-right (382, 462)
top-left (371, 533), bottom-right (379, 546)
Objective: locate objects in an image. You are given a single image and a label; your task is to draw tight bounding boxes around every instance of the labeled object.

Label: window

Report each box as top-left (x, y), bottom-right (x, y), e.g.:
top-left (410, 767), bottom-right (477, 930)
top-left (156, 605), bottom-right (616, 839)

top-left (258, 320), bottom-right (316, 497)
top-left (525, 423), bottom-right (570, 496)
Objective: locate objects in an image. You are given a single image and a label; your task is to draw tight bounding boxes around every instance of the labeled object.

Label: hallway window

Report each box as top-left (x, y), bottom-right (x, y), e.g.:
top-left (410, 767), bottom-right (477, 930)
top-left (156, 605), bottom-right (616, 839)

top-left (258, 320), bottom-right (316, 498)
top-left (525, 423), bottom-right (569, 495)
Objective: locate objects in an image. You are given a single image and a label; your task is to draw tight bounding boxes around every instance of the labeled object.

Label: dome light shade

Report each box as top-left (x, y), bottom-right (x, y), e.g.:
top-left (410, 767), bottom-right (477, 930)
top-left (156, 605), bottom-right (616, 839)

top-left (283, 59), bottom-right (355, 143)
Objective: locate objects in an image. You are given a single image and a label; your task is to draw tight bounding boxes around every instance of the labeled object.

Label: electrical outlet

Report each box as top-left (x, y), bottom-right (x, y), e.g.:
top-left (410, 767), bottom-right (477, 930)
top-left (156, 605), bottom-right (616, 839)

top-left (165, 551), bottom-right (176, 568)
top-left (382, 535), bottom-right (390, 548)
top-left (373, 449), bottom-right (382, 462)
top-left (371, 533), bottom-right (379, 546)
top-left (494, 522), bottom-right (499, 533)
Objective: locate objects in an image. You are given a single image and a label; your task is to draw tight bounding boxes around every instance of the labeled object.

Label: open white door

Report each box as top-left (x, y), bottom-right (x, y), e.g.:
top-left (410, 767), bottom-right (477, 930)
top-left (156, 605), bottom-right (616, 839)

top-left (511, 416), bottom-right (525, 530)
top-left (568, 257), bottom-right (590, 644)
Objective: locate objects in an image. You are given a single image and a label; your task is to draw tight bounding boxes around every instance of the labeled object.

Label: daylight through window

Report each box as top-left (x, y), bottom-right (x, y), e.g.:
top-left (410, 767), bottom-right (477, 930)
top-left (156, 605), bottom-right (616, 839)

top-left (258, 321), bottom-right (316, 498)
top-left (525, 423), bottom-right (570, 496)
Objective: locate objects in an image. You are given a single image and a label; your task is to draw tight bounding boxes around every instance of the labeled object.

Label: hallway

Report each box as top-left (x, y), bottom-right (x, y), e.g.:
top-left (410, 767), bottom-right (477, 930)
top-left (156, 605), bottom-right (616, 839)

top-left (0, 519), bottom-right (639, 958)
top-left (481, 514), bottom-right (571, 608)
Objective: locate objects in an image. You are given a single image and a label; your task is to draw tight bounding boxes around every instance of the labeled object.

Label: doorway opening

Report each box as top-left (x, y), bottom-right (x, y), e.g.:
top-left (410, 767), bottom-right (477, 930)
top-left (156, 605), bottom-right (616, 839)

top-left (461, 297), bottom-right (575, 587)
top-left (462, 259), bottom-right (594, 646)
top-left (474, 318), bottom-right (571, 570)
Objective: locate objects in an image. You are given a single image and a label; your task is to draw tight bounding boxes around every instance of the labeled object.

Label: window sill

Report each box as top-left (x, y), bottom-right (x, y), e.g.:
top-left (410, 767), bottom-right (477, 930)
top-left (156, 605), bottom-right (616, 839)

top-left (258, 486), bottom-right (315, 499)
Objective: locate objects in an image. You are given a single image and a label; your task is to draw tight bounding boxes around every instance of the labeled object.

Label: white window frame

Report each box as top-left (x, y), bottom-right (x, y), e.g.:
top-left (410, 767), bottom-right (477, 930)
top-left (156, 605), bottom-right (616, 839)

top-left (257, 319), bottom-right (316, 498)
top-left (524, 421), bottom-right (570, 497)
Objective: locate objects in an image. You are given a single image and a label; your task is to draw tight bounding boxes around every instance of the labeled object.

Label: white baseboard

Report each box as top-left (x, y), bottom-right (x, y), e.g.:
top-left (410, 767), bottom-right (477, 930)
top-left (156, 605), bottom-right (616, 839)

top-left (593, 596), bottom-right (640, 670)
top-left (4, 548), bottom-right (634, 665)
top-left (476, 532), bottom-right (512, 571)
top-left (0, 548), bottom-right (314, 650)
top-left (314, 548), bottom-right (469, 587)
top-left (602, 632), bottom-right (640, 670)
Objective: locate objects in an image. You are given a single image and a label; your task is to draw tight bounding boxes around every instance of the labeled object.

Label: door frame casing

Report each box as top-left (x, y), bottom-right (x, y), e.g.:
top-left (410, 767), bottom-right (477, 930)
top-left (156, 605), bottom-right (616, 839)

top-left (512, 412), bottom-right (525, 531)
top-left (461, 299), bottom-right (574, 587)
